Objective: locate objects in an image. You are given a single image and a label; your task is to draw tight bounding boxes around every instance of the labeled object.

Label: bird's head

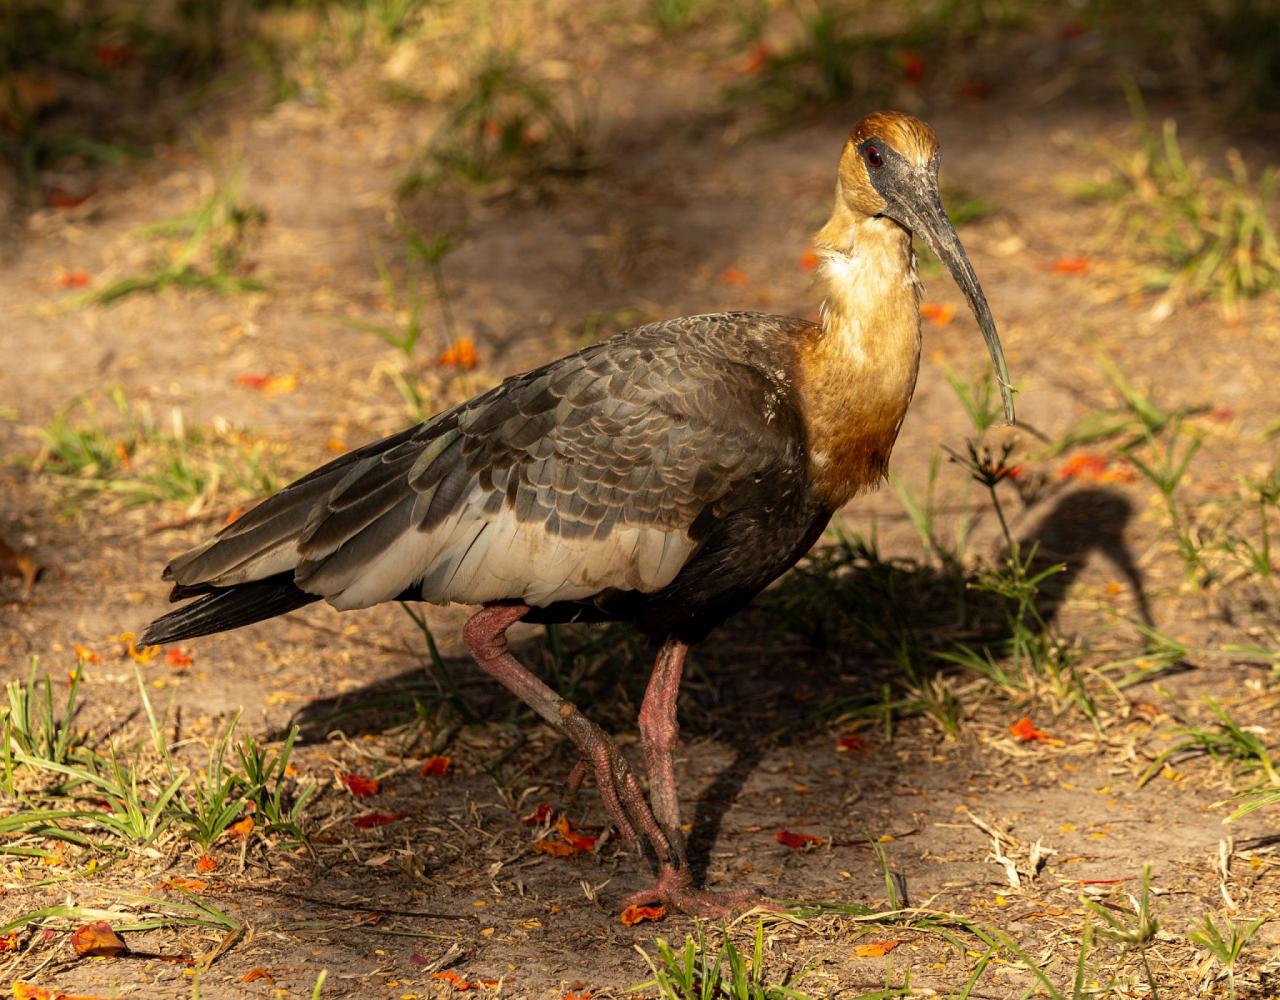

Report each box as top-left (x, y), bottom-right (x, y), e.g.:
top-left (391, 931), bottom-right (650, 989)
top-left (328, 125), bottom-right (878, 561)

top-left (836, 111), bottom-right (1015, 424)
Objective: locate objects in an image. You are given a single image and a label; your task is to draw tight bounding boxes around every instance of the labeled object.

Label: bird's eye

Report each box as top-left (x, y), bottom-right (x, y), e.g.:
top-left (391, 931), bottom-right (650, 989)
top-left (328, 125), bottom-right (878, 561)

top-left (865, 145), bottom-right (883, 169)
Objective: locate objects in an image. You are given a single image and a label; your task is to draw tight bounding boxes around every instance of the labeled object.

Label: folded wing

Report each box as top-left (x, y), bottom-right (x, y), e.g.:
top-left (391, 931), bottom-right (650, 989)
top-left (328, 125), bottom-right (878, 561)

top-left (162, 316), bottom-right (799, 615)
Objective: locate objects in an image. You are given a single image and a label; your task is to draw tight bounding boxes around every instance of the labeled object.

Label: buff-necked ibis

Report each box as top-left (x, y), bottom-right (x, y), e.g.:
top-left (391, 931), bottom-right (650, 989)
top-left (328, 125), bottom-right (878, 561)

top-left (142, 111), bottom-right (1014, 916)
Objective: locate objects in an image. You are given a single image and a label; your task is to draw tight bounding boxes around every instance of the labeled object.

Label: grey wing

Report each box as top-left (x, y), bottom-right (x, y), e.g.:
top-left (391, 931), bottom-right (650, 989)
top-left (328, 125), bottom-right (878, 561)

top-left (164, 317), bottom-right (800, 612)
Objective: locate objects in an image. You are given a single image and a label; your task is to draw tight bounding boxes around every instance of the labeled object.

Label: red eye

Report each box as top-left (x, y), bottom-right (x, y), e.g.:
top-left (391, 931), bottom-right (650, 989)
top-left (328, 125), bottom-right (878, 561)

top-left (865, 145), bottom-right (883, 168)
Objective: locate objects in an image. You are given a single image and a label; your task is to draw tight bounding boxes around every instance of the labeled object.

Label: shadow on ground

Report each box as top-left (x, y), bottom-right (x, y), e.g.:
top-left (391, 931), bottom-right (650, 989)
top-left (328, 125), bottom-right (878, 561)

top-left (273, 483), bottom-right (1153, 885)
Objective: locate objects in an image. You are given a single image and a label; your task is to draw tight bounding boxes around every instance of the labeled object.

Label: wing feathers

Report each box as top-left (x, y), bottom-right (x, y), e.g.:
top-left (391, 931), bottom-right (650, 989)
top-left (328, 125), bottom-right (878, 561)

top-left (156, 312), bottom-right (807, 619)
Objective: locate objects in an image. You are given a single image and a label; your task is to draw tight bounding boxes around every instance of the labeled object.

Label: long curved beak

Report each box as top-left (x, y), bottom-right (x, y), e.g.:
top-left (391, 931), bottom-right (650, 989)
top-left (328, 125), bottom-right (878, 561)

top-left (889, 184), bottom-right (1016, 425)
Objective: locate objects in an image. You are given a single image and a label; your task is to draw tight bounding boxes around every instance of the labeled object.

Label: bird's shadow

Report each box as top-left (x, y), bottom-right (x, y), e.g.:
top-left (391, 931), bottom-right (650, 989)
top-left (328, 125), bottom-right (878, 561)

top-left (272, 485), bottom-right (1152, 885)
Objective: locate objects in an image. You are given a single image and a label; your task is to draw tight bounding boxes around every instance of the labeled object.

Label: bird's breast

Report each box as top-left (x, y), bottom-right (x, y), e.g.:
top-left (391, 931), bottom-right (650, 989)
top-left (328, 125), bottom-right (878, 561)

top-left (797, 226), bottom-right (923, 509)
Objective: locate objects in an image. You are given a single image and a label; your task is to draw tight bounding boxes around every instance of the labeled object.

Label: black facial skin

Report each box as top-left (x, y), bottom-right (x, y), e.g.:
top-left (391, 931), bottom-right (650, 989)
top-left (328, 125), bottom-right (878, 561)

top-left (855, 136), bottom-right (1015, 424)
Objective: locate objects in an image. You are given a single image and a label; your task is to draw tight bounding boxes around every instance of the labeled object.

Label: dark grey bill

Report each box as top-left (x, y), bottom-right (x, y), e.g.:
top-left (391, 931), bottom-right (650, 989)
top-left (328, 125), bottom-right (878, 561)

top-left (887, 185), bottom-right (1016, 425)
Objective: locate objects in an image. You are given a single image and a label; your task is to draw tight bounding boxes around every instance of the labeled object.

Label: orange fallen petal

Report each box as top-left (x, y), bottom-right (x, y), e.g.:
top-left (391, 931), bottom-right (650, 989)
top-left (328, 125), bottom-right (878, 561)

top-left (353, 811), bottom-right (406, 828)
top-left (325, 437), bottom-right (347, 453)
top-left (69, 922), bottom-right (127, 958)
top-left (110, 630), bottom-right (159, 664)
top-left (234, 373), bottom-right (297, 395)
top-left (532, 837), bottom-right (579, 858)
top-left (1010, 716), bottom-right (1050, 742)
top-left (720, 266), bottom-right (748, 286)
top-left (72, 644), bottom-right (100, 664)
top-left (899, 49), bottom-right (924, 82)
top-left (799, 249), bottom-right (819, 271)
top-left (1050, 257), bottom-right (1090, 274)
top-left (93, 43), bottom-right (134, 68)
top-left (228, 816), bottom-right (255, 840)
top-left (58, 272), bottom-right (91, 288)
top-left (13, 985), bottom-right (55, 1000)
top-left (836, 733), bottom-right (867, 754)
top-left (619, 904), bottom-right (666, 926)
top-left (164, 648), bottom-right (192, 669)
top-left (431, 970), bottom-right (477, 991)
top-left (0, 931), bottom-right (17, 953)
top-left (159, 877), bottom-right (207, 893)
top-left (340, 773), bottom-right (380, 798)
top-left (419, 755), bottom-right (451, 778)
top-left (48, 188), bottom-right (92, 209)
top-left (240, 968), bottom-right (274, 984)
top-left (196, 854), bottom-right (218, 873)
top-left (521, 802), bottom-right (555, 826)
top-left (741, 41), bottom-right (771, 74)
top-left (959, 80), bottom-right (993, 100)
top-left (775, 830), bottom-right (827, 849)
top-left (855, 939), bottom-right (902, 957)
top-left (919, 302), bottom-right (956, 327)
top-left (436, 338), bottom-right (480, 370)
top-left (1057, 453), bottom-right (1132, 483)
top-left (555, 815), bottom-right (598, 851)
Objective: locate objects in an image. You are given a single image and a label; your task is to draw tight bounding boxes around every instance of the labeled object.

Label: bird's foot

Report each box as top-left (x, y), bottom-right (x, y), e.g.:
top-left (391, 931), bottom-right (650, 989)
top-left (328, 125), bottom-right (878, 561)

top-left (622, 863), bottom-right (780, 919)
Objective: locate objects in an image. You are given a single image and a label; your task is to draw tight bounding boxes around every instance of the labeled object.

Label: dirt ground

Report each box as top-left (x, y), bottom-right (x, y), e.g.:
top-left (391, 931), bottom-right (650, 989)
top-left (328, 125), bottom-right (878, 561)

top-left (3, 2), bottom-right (1280, 997)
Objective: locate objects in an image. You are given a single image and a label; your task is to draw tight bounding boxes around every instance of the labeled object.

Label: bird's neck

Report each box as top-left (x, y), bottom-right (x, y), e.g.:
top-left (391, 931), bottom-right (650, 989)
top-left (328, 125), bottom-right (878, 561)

top-left (796, 198), bottom-right (923, 509)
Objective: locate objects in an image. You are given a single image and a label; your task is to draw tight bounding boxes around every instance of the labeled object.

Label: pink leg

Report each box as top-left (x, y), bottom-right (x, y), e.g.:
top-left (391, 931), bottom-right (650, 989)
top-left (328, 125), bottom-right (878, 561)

top-left (623, 637), bottom-right (776, 917)
top-left (462, 604), bottom-right (672, 857)
top-left (464, 606), bottom-right (771, 918)
top-left (637, 638), bottom-right (687, 853)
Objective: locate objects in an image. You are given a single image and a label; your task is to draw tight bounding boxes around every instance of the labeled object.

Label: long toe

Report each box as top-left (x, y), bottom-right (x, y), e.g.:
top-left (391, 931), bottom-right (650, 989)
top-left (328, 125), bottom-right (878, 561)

top-left (622, 865), bottom-right (782, 919)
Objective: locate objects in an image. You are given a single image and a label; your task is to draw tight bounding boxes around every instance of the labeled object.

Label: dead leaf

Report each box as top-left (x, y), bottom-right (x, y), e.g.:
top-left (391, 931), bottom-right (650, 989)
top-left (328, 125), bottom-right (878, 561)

top-left (775, 830), bottom-right (827, 849)
top-left (340, 773), bottom-right (380, 798)
top-left (619, 904), bottom-right (665, 926)
top-left (419, 755), bottom-right (451, 778)
top-left (69, 922), bottom-right (127, 958)
top-left (0, 537), bottom-right (39, 598)
top-left (855, 939), bottom-right (902, 957)
top-left (1010, 717), bottom-right (1050, 742)
top-left (353, 812), bottom-right (406, 828)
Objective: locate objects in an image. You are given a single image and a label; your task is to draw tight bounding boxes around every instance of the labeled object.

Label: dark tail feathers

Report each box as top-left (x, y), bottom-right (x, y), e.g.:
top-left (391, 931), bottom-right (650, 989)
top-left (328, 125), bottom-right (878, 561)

top-left (140, 572), bottom-right (320, 646)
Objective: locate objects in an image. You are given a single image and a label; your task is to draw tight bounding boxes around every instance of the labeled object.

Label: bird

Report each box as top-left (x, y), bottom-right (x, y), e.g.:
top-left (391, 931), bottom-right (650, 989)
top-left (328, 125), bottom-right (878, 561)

top-left (141, 111), bottom-right (1014, 917)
